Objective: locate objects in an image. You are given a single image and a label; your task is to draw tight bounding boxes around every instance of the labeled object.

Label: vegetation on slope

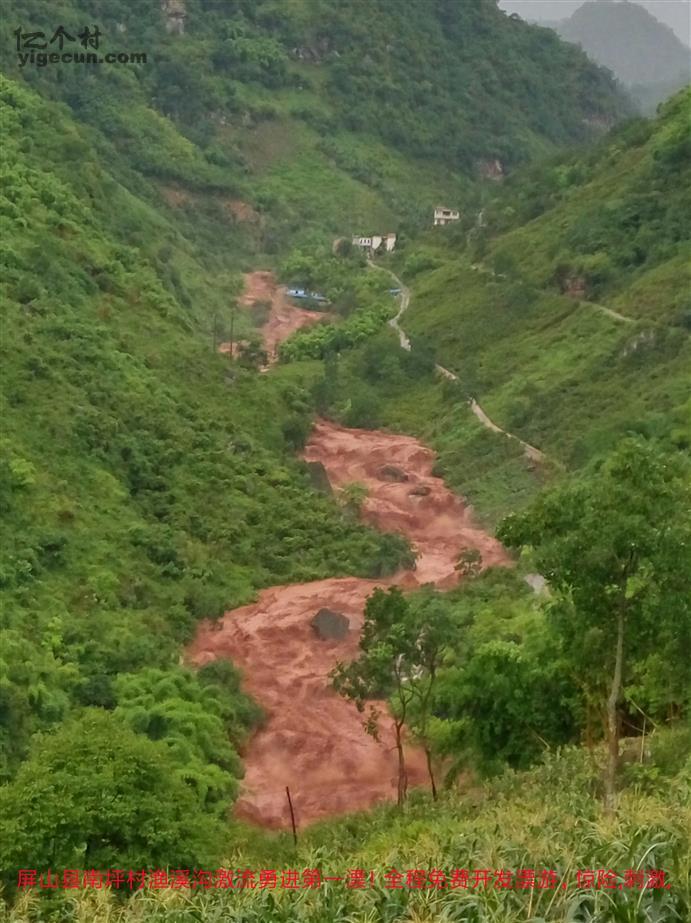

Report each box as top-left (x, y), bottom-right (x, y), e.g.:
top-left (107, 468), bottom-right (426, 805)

top-left (2, 0), bottom-right (631, 251)
top-left (4, 722), bottom-right (690, 921)
top-left (0, 3), bottom-right (688, 919)
top-left (0, 73), bottom-right (410, 843)
top-left (337, 89), bottom-right (691, 520)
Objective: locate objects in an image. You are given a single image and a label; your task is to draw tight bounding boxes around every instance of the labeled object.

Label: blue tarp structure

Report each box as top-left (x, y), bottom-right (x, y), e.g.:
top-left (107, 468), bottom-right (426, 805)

top-left (287, 288), bottom-right (328, 302)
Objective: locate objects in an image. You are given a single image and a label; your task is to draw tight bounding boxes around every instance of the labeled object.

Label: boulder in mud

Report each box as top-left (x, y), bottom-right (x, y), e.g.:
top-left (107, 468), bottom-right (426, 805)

top-left (409, 484), bottom-right (431, 497)
top-left (377, 464), bottom-right (409, 482)
top-left (311, 608), bottom-right (349, 641)
top-left (305, 460), bottom-right (332, 494)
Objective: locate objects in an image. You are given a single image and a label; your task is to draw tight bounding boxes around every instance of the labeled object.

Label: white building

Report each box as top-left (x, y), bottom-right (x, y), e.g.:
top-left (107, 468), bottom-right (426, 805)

top-left (433, 206), bottom-right (460, 226)
top-left (352, 233), bottom-right (397, 254)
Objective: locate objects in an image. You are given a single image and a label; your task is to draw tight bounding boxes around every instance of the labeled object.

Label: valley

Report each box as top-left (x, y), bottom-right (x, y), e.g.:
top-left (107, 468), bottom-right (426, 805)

top-left (189, 413), bottom-right (507, 828)
top-left (1, 2), bottom-right (689, 920)
top-left (193, 269), bottom-right (511, 828)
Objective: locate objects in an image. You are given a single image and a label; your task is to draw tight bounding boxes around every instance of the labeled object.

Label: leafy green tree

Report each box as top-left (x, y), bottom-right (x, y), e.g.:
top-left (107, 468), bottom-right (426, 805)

top-left (0, 709), bottom-right (227, 878)
top-left (332, 588), bottom-right (415, 804)
top-left (114, 664), bottom-right (260, 813)
top-left (332, 587), bottom-right (449, 803)
top-left (403, 591), bottom-right (456, 799)
top-left (498, 439), bottom-right (691, 811)
top-left (435, 635), bottom-right (577, 776)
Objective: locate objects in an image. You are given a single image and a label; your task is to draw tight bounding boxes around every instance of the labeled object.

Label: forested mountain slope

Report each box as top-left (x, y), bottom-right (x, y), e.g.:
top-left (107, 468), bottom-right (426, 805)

top-left (0, 0), bottom-right (633, 781)
top-left (1, 3), bottom-right (689, 921)
top-left (0, 72), bottom-right (411, 817)
top-left (373, 90), bottom-right (690, 516)
top-left (2, 0), bottom-right (630, 248)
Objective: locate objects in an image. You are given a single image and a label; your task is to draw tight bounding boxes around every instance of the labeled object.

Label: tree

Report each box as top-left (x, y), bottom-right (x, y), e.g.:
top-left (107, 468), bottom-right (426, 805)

top-left (434, 635), bottom-right (578, 776)
top-left (331, 587), bottom-right (450, 804)
top-left (0, 709), bottom-right (226, 878)
top-left (403, 591), bottom-right (456, 799)
top-left (497, 439), bottom-right (691, 812)
top-left (113, 665), bottom-right (259, 813)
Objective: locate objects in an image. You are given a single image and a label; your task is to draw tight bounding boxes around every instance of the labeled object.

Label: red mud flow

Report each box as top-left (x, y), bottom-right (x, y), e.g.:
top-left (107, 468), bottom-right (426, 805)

top-left (188, 420), bottom-right (509, 829)
top-left (218, 271), bottom-right (328, 363)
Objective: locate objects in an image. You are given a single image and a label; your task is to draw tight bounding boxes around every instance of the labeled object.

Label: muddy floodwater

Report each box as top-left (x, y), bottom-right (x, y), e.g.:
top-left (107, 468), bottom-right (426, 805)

top-left (188, 420), bottom-right (508, 828)
top-left (218, 271), bottom-right (328, 363)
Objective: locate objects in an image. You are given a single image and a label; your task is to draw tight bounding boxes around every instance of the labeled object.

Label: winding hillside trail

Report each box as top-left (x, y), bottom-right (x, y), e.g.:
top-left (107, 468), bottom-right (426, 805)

top-left (467, 256), bottom-right (633, 326)
top-left (188, 421), bottom-right (508, 828)
top-left (380, 262), bottom-right (546, 463)
top-left (218, 271), bottom-right (328, 363)
top-left (585, 300), bottom-right (634, 324)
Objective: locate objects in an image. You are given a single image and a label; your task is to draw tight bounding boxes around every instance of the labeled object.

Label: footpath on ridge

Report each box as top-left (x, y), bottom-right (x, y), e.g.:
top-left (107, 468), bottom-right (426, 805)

top-left (379, 261), bottom-right (546, 463)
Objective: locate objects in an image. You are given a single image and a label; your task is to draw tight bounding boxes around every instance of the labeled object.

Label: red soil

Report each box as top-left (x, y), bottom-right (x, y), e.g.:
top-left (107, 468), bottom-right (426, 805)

top-left (188, 420), bottom-right (509, 829)
top-left (218, 271), bottom-right (328, 364)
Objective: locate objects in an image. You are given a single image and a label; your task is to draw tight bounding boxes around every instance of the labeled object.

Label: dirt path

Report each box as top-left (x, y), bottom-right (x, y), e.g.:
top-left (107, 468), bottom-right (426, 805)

top-left (377, 262), bottom-right (546, 463)
top-left (469, 266), bottom-right (634, 325)
top-left (219, 271), bottom-right (328, 364)
top-left (188, 420), bottom-right (508, 828)
top-left (584, 300), bottom-right (634, 324)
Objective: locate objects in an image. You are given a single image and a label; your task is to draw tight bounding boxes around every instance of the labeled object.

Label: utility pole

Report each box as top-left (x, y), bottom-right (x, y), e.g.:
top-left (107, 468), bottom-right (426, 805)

top-left (285, 786), bottom-right (298, 846)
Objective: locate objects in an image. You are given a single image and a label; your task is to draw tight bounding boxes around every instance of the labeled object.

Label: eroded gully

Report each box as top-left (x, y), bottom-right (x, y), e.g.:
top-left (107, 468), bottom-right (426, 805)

top-left (188, 272), bottom-right (510, 828)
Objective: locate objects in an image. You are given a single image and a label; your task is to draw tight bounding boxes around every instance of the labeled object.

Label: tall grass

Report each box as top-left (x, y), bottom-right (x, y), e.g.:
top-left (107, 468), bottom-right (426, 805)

top-left (6, 743), bottom-right (689, 922)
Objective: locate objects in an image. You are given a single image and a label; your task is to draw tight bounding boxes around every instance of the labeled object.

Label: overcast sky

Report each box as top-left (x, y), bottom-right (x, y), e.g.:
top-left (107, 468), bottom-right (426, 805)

top-left (498, 0), bottom-right (691, 46)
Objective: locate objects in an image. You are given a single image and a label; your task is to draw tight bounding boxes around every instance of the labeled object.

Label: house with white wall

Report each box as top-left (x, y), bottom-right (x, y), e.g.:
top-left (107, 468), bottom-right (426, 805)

top-left (433, 206), bottom-right (460, 226)
top-left (352, 233), bottom-right (397, 255)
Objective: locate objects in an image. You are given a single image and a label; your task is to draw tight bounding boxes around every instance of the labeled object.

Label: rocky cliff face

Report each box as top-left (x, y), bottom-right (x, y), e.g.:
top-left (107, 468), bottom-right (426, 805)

top-left (161, 0), bottom-right (186, 35)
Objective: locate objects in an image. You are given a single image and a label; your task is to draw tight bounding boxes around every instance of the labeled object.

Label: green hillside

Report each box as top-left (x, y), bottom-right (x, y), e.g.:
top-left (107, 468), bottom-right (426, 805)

top-left (332, 89), bottom-right (690, 520)
top-left (1, 0), bottom-right (630, 250)
top-left (0, 0), bottom-right (635, 779)
top-left (0, 71), bottom-right (412, 797)
top-left (5, 737), bottom-right (691, 921)
top-left (0, 3), bottom-right (689, 922)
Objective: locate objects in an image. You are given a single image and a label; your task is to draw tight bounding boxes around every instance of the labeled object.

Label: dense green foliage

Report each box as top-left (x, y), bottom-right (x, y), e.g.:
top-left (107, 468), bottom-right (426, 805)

top-left (2, 0), bottom-right (628, 190)
top-left (5, 735), bottom-right (690, 921)
top-left (289, 0), bottom-right (628, 168)
top-left (0, 0), bottom-right (632, 277)
top-left (0, 710), bottom-right (228, 874)
top-left (0, 2), bottom-right (688, 919)
top-left (334, 90), bottom-right (691, 521)
top-left (0, 72), bottom-right (410, 843)
top-left (498, 440), bottom-right (691, 728)
top-left (498, 439), bottom-right (691, 807)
